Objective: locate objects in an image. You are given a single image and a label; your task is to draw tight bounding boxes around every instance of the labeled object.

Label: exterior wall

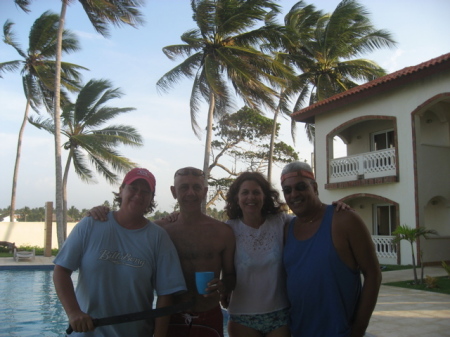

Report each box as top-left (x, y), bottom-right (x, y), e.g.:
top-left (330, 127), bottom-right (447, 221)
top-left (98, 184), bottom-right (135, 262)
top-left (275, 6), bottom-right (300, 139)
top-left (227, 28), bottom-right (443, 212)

top-left (0, 222), bottom-right (77, 249)
top-left (414, 103), bottom-right (450, 239)
top-left (312, 70), bottom-right (450, 265)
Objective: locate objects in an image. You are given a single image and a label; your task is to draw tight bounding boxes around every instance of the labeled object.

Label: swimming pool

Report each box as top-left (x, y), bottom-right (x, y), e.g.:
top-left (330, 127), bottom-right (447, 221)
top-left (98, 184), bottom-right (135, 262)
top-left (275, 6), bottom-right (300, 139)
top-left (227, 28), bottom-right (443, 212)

top-left (0, 268), bottom-right (76, 336)
top-left (0, 268), bottom-right (230, 336)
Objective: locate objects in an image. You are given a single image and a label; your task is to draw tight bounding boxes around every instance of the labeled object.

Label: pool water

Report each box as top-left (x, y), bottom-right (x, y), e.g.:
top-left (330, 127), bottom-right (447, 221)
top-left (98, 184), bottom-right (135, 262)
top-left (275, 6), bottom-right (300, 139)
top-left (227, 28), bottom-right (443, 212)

top-left (0, 268), bottom-right (76, 337)
top-left (0, 269), bottom-right (229, 336)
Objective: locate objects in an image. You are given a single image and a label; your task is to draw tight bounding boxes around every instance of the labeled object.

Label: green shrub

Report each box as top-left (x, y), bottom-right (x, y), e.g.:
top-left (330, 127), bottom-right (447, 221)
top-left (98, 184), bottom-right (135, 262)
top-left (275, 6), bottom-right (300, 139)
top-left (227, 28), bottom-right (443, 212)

top-left (442, 261), bottom-right (450, 278)
top-left (0, 245), bottom-right (59, 257)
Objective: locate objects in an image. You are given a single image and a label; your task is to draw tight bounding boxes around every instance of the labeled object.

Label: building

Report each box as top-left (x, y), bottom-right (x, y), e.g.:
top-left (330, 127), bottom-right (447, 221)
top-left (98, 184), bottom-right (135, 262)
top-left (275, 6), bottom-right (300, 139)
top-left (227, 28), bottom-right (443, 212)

top-left (292, 53), bottom-right (450, 266)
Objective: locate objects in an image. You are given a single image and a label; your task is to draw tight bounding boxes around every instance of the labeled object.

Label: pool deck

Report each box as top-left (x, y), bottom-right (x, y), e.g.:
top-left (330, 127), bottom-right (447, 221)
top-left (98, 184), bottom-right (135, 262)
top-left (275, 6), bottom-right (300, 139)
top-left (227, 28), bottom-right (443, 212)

top-left (1, 257), bottom-right (449, 336)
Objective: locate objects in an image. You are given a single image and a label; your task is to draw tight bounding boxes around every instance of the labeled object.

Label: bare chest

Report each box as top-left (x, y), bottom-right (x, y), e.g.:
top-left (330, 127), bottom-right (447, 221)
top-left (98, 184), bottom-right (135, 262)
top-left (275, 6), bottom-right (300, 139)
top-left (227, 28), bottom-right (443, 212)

top-left (168, 227), bottom-right (223, 262)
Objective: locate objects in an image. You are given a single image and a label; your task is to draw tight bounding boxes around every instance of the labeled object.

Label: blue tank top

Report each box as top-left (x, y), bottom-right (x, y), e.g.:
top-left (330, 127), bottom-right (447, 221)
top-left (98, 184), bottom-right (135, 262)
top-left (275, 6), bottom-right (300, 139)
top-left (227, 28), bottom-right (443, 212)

top-left (283, 205), bottom-right (361, 337)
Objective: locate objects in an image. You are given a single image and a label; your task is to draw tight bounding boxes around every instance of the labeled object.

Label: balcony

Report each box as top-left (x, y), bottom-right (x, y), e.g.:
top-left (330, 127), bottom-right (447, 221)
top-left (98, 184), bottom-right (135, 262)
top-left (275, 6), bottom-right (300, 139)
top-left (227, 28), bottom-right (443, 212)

top-left (329, 148), bottom-right (396, 183)
top-left (372, 235), bottom-right (397, 259)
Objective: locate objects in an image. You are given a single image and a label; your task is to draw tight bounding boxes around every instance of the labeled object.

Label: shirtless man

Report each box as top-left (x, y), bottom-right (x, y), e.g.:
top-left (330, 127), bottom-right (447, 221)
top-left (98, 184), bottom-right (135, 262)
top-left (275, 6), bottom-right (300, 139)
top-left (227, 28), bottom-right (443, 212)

top-left (158, 166), bottom-right (236, 336)
top-left (89, 166), bottom-right (236, 337)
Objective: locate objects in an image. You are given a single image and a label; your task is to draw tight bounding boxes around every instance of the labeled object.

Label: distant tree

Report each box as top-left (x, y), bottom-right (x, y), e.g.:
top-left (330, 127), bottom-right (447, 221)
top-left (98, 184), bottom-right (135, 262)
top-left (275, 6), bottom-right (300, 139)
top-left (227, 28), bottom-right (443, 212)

top-left (207, 207), bottom-right (227, 221)
top-left (207, 106), bottom-right (299, 206)
top-left (67, 206), bottom-right (81, 221)
top-left (29, 79), bottom-right (143, 239)
top-left (29, 207), bottom-right (46, 222)
top-left (1, 11), bottom-right (85, 223)
top-left (149, 210), bottom-right (171, 222)
top-left (392, 225), bottom-right (438, 284)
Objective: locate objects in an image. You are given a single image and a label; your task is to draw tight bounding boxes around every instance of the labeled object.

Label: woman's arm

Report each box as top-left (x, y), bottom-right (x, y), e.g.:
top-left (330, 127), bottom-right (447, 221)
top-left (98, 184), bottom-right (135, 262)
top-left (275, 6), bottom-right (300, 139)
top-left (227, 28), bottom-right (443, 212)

top-left (53, 265), bottom-right (95, 332)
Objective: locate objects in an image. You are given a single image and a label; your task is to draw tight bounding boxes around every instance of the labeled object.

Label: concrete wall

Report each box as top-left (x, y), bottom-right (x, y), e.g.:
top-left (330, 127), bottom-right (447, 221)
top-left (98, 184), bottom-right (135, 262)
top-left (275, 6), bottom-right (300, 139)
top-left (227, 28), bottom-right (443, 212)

top-left (0, 222), bottom-right (77, 249)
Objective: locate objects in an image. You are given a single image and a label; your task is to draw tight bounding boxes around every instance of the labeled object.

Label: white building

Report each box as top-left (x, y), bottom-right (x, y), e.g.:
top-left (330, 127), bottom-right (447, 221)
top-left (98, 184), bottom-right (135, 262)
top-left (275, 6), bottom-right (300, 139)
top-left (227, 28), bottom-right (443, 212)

top-left (292, 53), bottom-right (450, 266)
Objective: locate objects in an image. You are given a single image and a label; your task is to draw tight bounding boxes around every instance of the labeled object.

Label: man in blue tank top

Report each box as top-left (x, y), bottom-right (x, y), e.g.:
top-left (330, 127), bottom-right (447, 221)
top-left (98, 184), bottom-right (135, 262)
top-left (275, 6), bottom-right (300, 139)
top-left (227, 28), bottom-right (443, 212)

top-left (281, 161), bottom-right (382, 337)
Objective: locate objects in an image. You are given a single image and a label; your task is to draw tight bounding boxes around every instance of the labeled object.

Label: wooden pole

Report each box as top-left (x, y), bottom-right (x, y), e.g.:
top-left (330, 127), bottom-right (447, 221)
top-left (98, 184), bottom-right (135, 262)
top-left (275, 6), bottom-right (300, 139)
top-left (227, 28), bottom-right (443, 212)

top-left (44, 202), bottom-right (53, 257)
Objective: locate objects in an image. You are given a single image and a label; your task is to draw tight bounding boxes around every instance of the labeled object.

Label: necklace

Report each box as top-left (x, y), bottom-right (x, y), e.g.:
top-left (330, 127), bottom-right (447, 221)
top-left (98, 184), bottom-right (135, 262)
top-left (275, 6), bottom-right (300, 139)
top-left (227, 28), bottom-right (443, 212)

top-left (298, 204), bottom-right (325, 224)
top-left (299, 214), bottom-right (319, 224)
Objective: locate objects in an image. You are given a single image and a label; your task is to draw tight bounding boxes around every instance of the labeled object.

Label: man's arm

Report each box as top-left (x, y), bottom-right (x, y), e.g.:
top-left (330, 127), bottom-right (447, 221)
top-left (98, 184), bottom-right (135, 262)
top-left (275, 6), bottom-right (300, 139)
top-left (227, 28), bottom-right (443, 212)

top-left (345, 213), bottom-right (382, 337)
top-left (154, 294), bottom-right (173, 337)
top-left (220, 225), bottom-right (236, 293)
top-left (53, 265), bottom-right (95, 332)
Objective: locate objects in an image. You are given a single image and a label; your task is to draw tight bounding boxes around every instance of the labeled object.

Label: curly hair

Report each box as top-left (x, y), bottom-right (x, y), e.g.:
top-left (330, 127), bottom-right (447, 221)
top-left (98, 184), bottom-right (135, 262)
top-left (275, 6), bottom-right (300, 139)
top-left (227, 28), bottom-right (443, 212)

top-left (113, 183), bottom-right (157, 215)
top-left (225, 172), bottom-right (286, 219)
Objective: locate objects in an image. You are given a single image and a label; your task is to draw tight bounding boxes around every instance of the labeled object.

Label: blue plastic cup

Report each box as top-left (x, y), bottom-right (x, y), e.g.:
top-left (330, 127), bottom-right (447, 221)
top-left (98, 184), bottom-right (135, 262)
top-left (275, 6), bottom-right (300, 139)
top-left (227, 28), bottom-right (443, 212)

top-left (195, 271), bottom-right (214, 294)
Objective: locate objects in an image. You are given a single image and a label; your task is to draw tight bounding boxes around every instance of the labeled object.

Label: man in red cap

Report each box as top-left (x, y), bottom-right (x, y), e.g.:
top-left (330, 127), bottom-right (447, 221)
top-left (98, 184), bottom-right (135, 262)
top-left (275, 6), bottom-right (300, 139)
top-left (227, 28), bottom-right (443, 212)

top-left (53, 168), bottom-right (186, 337)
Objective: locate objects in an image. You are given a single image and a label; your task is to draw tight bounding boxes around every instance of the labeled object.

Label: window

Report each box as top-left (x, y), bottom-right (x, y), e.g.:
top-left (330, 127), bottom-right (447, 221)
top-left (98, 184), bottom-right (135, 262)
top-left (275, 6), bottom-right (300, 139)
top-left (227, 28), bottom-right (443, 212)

top-left (373, 204), bottom-right (397, 235)
top-left (371, 130), bottom-right (394, 151)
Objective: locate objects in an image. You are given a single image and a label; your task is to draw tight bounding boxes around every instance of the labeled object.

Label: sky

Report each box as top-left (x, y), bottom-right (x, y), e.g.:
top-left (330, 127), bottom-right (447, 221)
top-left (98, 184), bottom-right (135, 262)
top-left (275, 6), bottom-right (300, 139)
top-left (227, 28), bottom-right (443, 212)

top-left (1, 0), bottom-right (449, 213)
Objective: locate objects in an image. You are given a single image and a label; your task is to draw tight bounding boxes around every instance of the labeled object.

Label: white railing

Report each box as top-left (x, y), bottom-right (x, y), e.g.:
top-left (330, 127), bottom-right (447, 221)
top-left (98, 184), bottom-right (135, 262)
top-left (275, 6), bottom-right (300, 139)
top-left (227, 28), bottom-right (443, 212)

top-left (329, 148), bottom-right (396, 183)
top-left (372, 235), bottom-right (397, 259)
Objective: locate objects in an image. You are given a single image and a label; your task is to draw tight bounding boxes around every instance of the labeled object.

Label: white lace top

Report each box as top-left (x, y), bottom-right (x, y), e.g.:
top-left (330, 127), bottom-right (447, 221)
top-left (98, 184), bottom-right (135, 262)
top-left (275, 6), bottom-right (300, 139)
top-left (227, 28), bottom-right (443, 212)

top-left (226, 212), bottom-right (292, 315)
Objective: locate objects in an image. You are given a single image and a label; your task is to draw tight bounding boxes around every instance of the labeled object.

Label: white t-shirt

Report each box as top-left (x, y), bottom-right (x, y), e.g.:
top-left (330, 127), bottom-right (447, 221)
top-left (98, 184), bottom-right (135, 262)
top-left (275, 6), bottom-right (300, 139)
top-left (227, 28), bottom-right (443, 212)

top-left (226, 213), bottom-right (292, 315)
top-left (54, 212), bottom-right (186, 337)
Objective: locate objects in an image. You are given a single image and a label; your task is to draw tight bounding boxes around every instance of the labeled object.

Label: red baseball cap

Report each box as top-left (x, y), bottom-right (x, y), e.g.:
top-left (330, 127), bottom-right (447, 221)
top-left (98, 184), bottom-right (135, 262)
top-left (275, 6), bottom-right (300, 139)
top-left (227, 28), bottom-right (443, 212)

top-left (122, 168), bottom-right (156, 193)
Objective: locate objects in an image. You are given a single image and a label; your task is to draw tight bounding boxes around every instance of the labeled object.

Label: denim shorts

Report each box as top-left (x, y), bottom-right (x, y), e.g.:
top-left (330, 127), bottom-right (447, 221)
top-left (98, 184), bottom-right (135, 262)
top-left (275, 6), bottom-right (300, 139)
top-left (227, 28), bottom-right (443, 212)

top-left (229, 308), bottom-right (289, 334)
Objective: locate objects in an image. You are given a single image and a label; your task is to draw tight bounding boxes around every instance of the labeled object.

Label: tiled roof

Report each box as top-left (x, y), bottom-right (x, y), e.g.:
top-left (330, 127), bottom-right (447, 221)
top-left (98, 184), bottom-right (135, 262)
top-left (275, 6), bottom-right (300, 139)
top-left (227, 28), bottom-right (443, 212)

top-left (292, 52), bottom-right (450, 123)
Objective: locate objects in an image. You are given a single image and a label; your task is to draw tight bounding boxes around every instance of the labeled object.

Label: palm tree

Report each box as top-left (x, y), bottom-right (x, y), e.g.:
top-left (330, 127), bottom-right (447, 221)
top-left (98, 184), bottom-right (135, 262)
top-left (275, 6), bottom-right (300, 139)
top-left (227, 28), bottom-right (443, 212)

top-left (392, 225), bottom-right (438, 284)
top-left (288, 0), bottom-right (397, 144)
top-left (157, 0), bottom-right (294, 209)
top-left (1, 11), bottom-right (86, 223)
top-left (14, 0), bottom-right (145, 248)
top-left (29, 79), bottom-right (143, 237)
top-left (264, 1), bottom-right (321, 182)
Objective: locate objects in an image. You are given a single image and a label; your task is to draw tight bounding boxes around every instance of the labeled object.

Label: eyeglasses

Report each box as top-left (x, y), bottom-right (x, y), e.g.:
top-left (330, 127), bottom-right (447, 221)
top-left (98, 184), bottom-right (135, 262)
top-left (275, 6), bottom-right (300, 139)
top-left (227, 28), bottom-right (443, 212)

top-left (282, 182), bottom-right (313, 195)
top-left (174, 168), bottom-right (204, 177)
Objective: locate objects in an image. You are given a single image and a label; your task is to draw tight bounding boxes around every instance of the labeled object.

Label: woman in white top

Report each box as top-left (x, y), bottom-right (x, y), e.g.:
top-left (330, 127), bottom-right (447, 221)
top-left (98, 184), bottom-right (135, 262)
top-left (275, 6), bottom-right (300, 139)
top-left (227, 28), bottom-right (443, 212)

top-left (223, 172), bottom-right (292, 337)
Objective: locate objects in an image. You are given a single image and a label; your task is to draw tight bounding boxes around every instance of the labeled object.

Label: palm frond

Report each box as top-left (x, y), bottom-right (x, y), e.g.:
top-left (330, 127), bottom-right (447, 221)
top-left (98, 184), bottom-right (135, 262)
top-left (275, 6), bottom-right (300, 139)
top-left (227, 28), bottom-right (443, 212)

top-left (79, 0), bottom-right (145, 38)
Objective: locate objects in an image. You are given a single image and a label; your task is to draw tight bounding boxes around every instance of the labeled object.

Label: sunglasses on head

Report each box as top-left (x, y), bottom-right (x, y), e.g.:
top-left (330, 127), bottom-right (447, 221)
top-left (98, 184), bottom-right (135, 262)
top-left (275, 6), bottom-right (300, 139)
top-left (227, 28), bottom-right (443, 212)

top-left (282, 182), bottom-right (313, 195)
top-left (174, 168), bottom-right (204, 177)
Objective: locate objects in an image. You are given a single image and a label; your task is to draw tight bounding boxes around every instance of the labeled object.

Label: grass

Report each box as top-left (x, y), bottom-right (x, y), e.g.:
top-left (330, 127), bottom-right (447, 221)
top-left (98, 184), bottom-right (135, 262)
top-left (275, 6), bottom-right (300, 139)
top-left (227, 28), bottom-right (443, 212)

top-left (384, 277), bottom-right (450, 295)
top-left (381, 264), bottom-right (414, 272)
top-left (381, 264), bottom-right (450, 295)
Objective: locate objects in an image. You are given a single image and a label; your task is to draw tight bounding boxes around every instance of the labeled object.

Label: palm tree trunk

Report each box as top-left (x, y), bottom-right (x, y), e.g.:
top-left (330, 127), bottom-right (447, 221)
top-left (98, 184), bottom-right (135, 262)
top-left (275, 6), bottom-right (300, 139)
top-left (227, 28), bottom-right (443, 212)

top-left (54, 1), bottom-right (68, 248)
top-left (202, 92), bottom-right (216, 213)
top-left (62, 149), bottom-right (73, 240)
top-left (410, 243), bottom-right (418, 284)
top-left (10, 99), bottom-right (31, 221)
top-left (267, 107), bottom-right (279, 184)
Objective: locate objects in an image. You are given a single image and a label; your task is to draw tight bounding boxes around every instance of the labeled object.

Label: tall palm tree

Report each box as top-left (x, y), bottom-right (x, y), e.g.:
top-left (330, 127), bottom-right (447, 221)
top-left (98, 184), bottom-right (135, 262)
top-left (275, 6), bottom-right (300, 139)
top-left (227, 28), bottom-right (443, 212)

top-left (1, 11), bottom-right (86, 222)
top-left (157, 0), bottom-right (293, 210)
top-left (288, 0), bottom-right (397, 144)
top-left (392, 225), bottom-right (438, 284)
top-left (260, 1), bottom-right (321, 182)
top-left (14, 0), bottom-right (145, 247)
top-left (29, 79), bottom-right (143, 236)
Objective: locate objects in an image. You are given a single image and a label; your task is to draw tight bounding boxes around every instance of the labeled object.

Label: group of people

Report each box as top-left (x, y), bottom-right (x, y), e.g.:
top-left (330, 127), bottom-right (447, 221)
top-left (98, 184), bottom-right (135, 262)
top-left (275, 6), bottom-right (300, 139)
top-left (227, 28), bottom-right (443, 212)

top-left (53, 162), bottom-right (382, 337)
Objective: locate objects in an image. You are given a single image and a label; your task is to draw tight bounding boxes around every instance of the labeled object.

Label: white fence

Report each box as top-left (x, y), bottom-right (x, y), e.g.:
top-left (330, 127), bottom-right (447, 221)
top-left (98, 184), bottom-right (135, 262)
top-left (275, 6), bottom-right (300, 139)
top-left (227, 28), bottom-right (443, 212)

top-left (330, 148), bottom-right (396, 183)
top-left (372, 235), bottom-right (397, 259)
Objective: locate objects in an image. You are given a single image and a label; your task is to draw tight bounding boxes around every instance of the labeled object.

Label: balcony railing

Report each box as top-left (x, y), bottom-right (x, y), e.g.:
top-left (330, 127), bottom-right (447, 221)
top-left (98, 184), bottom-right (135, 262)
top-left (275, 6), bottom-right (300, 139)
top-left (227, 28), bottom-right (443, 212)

top-left (329, 148), bottom-right (396, 183)
top-left (372, 235), bottom-right (397, 259)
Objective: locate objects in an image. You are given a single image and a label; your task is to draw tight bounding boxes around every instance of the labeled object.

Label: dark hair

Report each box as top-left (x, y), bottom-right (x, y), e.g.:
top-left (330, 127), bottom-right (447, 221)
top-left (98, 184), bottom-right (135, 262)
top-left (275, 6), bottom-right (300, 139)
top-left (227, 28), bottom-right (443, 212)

top-left (113, 183), bottom-right (157, 215)
top-left (225, 172), bottom-right (286, 219)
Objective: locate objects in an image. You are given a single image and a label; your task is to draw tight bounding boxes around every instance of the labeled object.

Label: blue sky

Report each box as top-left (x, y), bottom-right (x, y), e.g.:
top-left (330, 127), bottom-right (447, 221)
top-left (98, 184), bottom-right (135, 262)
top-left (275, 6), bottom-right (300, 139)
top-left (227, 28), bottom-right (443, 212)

top-left (1, 0), bottom-right (449, 213)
